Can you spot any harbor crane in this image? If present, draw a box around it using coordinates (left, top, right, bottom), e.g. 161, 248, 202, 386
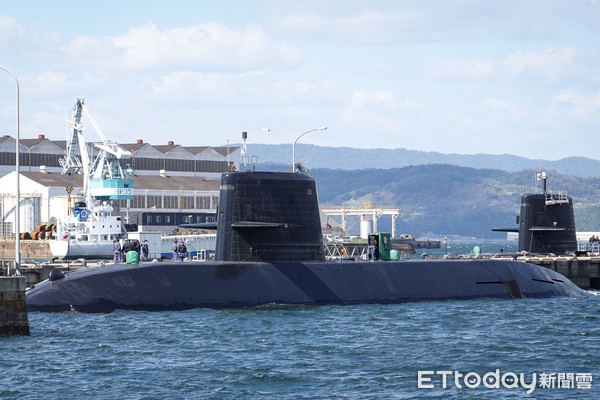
58, 98, 133, 206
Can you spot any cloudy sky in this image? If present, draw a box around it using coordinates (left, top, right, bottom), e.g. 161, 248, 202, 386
0, 1, 599, 160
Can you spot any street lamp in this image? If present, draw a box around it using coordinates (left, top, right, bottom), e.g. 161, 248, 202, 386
0, 65, 20, 276
261, 126, 327, 172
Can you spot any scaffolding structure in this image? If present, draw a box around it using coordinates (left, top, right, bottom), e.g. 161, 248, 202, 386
320, 203, 400, 238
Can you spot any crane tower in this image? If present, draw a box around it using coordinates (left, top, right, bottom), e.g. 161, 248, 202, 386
58, 98, 133, 205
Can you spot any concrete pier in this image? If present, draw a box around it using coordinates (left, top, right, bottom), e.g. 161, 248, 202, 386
519, 256, 600, 290
0, 276, 30, 335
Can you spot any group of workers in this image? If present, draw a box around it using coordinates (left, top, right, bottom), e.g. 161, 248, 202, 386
112, 239, 149, 264
112, 238, 190, 263
171, 240, 188, 262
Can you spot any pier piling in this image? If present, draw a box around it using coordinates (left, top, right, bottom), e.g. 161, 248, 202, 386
0, 276, 30, 335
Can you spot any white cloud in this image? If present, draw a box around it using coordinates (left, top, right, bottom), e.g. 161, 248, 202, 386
65, 22, 301, 73
270, 9, 418, 43
339, 91, 420, 139
426, 58, 495, 80
552, 90, 600, 119
2, 1, 600, 160
0, 15, 61, 65
32, 72, 72, 96
0, 15, 19, 36
260, 1, 591, 43
482, 97, 523, 120
503, 46, 577, 80
344, 91, 397, 115
147, 71, 245, 106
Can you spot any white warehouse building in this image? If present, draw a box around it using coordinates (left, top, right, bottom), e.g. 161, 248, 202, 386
0, 135, 239, 236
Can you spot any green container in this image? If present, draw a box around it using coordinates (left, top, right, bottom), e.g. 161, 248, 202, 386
126, 250, 139, 264
368, 232, 391, 261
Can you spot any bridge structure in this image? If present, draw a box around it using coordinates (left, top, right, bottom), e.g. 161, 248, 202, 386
320, 203, 400, 238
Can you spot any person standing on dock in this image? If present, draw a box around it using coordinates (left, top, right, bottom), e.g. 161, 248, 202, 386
171, 240, 178, 262
177, 241, 188, 261
132, 239, 141, 254
113, 239, 122, 263
140, 240, 149, 262
369, 235, 379, 260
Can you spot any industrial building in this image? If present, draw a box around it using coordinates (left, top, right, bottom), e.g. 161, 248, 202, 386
0, 134, 239, 236
0, 134, 238, 179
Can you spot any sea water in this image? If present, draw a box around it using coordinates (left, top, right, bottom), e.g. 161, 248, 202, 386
410, 239, 518, 259
2, 243, 599, 399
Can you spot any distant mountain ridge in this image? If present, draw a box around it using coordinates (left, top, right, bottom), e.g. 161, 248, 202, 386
243, 143, 600, 177
254, 162, 600, 239
306, 164, 600, 239
242, 144, 600, 238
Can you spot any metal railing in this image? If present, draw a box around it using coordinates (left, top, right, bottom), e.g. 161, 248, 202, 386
545, 191, 569, 205
577, 241, 600, 255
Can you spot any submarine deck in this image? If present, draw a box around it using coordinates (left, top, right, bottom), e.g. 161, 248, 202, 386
8, 254, 600, 290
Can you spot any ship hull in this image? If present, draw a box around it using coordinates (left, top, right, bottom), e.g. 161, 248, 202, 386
48, 240, 115, 260
26, 258, 587, 313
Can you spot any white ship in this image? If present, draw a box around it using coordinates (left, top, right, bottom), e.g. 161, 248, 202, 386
49, 201, 123, 260
49, 98, 218, 261
49, 203, 217, 260
49, 98, 132, 260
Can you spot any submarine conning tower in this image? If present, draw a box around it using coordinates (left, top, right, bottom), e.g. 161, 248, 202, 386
517, 172, 577, 254
493, 171, 577, 254
517, 192, 577, 254
215, 171, 325, 262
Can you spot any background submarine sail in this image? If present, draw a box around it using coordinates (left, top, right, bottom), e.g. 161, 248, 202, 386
26, 171, 587, 313
492, 171, 577, 254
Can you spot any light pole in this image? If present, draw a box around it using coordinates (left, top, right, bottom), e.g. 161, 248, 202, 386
0, 65, 20, 276
261, 126, 327, 172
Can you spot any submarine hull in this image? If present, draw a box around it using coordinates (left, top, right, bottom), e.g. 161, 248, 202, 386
26, 259, 587, 313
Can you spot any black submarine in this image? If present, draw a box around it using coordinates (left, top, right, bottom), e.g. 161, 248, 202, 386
27, 170, 587, 312
493, 171, 577, 255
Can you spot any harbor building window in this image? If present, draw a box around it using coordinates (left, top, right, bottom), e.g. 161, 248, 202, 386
0, 152, 16, 166
163, 195, 178, 209
196, 196, 210, 209
196, 160, 228, 173
181, 196, 194, 209
147, 195, 162, 209
131, 195, 146, 209
29, 153, 61, 167
165, 158, 194, 172
134, 157, 163, 171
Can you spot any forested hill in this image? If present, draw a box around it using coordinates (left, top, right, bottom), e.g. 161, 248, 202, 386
246, 143, 600, 177
304, 164, 600, 239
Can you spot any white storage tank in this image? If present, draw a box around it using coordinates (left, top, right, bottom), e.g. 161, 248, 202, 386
360, 217, 373, 239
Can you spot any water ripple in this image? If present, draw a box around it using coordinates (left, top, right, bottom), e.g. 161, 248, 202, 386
1, 296, 599, 399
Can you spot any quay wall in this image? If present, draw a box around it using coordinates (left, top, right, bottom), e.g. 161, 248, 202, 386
0, 240, 52, 261
521, 256, 600, 289
0, 277, 29, 335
